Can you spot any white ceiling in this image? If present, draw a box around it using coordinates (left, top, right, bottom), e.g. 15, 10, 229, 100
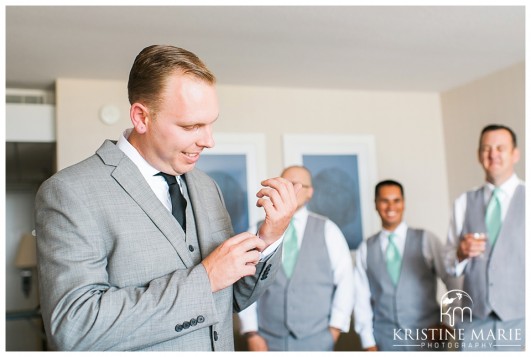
5, 5, 525, 93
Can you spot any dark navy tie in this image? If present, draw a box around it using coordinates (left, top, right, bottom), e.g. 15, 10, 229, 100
157, 172, 187, 232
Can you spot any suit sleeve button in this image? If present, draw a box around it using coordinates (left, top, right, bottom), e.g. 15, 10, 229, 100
183, 321, 191, 329
175, 324, 183, 332
190, 318, 197, 326
197, 315, 205, 323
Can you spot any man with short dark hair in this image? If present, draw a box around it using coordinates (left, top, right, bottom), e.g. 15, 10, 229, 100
354, 180, 452, 351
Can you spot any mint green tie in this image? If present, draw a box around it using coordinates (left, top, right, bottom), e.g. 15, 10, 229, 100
385, 233, 401, 286
485, 188, 502, 245
282, 220, 299, 279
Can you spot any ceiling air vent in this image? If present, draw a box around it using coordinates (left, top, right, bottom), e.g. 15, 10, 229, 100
6, 88, 55, 105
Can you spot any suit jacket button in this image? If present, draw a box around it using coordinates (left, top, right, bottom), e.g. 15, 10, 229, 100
183, 321, 191, 329
188, 245, 194, 252
175, 324, 183, 332
197, 315, 205, 323
190, 318, 197, 326
214, 331, 218, 341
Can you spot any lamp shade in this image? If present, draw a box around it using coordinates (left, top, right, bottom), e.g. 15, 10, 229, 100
15, 233, 37, 269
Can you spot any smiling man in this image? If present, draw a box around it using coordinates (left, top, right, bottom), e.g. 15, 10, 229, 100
444, 124, 525, 351
353, 180, 453, 351
35, 45, 300, 351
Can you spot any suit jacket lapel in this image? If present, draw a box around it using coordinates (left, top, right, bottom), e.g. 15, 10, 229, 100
97, 140, 194, 268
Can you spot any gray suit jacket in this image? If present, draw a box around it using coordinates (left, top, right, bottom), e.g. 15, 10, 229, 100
35, 140, 281, 351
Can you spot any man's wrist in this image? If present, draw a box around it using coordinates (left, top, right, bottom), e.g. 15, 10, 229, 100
243, 331, 259, 339
456, 247, 466, 262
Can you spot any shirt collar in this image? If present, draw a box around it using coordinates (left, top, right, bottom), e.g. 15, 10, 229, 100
484, 173, 520, 200
116, 128, 159, 179
381, 221, 408, 239
293, 205, 309, 221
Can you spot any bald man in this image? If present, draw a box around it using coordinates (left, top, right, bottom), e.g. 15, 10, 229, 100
238, 166, 355, 351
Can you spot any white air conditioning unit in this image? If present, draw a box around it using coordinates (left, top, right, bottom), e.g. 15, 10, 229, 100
6, 88, 56, 142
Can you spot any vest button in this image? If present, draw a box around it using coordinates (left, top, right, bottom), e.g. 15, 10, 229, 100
213, 331, 218, 341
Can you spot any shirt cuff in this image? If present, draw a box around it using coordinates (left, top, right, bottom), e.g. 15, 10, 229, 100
454, 258, 468, 276
238, 305, 259, 334
259, 235, 283, 261
329, 313, 351, 333
239, 319, 258, 334
359, 331, 376, 349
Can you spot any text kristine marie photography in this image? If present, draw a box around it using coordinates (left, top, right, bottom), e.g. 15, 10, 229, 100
391, 289, 524, 350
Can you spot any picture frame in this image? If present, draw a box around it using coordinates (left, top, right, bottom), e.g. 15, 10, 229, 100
195, 133, 267, 234
283, 134, 379, 250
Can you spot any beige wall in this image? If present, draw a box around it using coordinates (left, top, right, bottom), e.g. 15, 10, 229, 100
56, 79, 131, 170
441, 61, 525, 202
217, 85, 450, 238
56, 79, 449, 240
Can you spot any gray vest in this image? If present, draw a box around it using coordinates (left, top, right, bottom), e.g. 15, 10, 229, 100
257, 213, 334, 339
461, 184, 525, 320
366, 229, 439, 334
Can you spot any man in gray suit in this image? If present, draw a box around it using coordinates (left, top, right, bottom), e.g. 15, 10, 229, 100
445, 124, 525, 351
238, 166, 355, 351
35, 45, 300, 351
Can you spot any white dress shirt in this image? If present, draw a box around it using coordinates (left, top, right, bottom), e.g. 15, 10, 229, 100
444, 173, 524, 276
353, 221, 449, 348
117, 128, 178, 212
238, 206, 356, 334
117, 128, 278, 259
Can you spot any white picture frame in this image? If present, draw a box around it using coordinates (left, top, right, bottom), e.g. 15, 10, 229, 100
196, 133, 267, 233
283, 133, 379, 249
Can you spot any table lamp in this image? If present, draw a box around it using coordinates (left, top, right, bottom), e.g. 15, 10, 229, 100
15, 232, 37, 297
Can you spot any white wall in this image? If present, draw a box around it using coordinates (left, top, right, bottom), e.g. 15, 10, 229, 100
56, 79, 131, 171
6, 104, 56, 142
217, 85, 450, 239
441, 62, 525, 202
56, 79, 449, 240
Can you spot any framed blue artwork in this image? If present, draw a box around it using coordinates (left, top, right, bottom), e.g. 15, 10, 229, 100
195, 154, 249, 234
283, 134, 378, 250
195, 133, 267, 234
